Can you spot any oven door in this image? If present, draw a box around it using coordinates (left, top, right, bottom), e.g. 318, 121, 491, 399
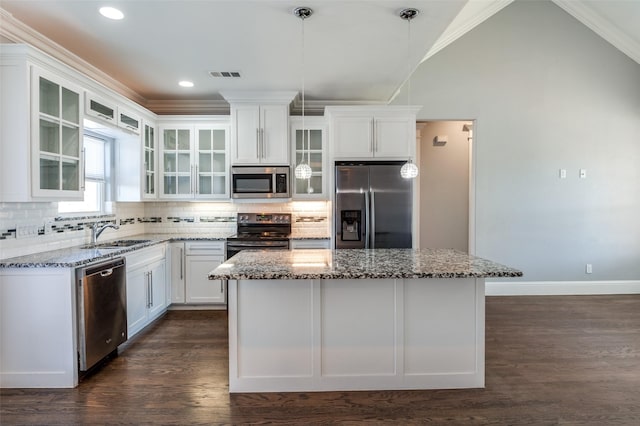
226, 240, 290, 260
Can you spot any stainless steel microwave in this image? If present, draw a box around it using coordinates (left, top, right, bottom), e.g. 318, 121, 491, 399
231, 166, 290, 199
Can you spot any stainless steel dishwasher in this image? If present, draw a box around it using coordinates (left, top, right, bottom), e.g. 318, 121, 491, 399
76, 257, 128, 372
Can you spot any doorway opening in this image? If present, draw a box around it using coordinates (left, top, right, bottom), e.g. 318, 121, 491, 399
415, 120, 475, 254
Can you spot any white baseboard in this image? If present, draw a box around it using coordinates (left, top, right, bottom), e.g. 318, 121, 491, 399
168, 304, 227, 311
486, 280, 640, 296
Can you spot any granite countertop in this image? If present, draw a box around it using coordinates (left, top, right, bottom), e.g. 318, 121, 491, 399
0, 232, 232, 268
208, 248, 523, 280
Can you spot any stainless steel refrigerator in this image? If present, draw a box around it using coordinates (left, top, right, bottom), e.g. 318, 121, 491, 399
335, 161, 412, 249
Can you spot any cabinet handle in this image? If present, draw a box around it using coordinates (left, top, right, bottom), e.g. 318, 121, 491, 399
180, 247, 184, 280
81, 148, 86, 190
195, 165, 199, 194
150, 271, 154, 307
190, 165, 194, 194
256, 128, 260, 157
220, 279, 223, 293
145, 271, 150, 308
261, 128, 265, 159
373, 120, 378, 153
97, 113, 113, 121
370, 121, 374, 153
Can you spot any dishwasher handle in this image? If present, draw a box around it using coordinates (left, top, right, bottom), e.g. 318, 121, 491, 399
81, 258, 126, 278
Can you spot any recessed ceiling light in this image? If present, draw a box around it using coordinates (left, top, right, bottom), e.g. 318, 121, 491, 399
178, 81, 194, 88
99, 7, 124, 20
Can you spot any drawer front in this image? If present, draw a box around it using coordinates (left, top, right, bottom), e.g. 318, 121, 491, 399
185, 241, 225, 256
291, 239, 330, 249
126, 244, 166, 269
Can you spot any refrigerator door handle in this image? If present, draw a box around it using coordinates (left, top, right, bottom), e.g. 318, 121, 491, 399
364, 191, 370, 249
370, 190, 376, 248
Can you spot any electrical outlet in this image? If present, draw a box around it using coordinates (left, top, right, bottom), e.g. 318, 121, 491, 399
559, 169, 567, 179
16, 224, 40, 239
586, 263, 593, 274
580, 169, 587, 179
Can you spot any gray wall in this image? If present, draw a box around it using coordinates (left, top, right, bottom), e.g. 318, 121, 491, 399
419, 121, 470, 252
395, 0, 640, 281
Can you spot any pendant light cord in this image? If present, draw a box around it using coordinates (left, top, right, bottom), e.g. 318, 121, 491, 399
399, 8, 419, 178
301, 13, 307, 164
407, 16, 411, 109
293, 7, 313, 181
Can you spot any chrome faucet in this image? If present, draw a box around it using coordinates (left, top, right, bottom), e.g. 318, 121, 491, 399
91, 222, 120, 244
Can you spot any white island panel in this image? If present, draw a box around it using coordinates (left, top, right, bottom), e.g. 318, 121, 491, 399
404, 278, 483, 387
235, 279, 314, 378
321, 279, 397, 377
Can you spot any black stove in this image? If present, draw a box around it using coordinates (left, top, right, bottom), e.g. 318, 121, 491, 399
226, 213, 291, 259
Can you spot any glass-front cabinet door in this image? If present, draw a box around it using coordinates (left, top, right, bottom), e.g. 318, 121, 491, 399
291, 117, 326, 199
32, 68, 84, 199
160, 126, 193, 198
143, 123, 156, 198
159, 121, 229, 200
195, 124, 229, 199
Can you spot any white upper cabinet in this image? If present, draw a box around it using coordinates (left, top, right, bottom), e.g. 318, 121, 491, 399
86, 92, 142, 135
290, 116, 328, 200
114, 117, 157, 202
142, 122, 157, 199
118, 108, 142, 135
85, 93, 116, 124
159, 117, 230, 200
221, 91, 296, 165
327, 106, 421, 160
32, 68, 84, 199
1, 45, 157, 202
1, 45, 85, 201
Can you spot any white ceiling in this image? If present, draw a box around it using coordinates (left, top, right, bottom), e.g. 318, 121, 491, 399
1, 0, 639, 113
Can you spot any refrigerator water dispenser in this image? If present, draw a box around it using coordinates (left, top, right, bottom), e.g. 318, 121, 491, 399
341, 210, 361, 241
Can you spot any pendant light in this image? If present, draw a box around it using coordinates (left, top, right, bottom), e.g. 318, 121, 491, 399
294, 7, 313, 180
399, 8, 419, 179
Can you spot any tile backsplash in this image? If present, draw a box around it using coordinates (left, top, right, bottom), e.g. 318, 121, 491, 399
0, 200, 331, 259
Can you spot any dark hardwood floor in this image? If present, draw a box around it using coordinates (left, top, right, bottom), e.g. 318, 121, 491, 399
2, 296, 640, 425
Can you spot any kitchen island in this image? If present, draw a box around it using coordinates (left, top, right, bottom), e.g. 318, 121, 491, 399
209, 248, 522, 393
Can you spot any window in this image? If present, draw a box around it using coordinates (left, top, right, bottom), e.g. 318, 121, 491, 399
58, 134, 111, 214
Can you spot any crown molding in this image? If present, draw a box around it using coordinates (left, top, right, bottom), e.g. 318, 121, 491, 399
219, 90, 298, 104
552, 0, 640, 65
0, 8, 147, 105
145, 99, 230, 116
290, 96, 388, 115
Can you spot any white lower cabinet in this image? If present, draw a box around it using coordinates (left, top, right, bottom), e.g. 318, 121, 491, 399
0, 267, 77, 388
185, 255, 225, 304
170, 241, 226, 306
126, 244, 167, 337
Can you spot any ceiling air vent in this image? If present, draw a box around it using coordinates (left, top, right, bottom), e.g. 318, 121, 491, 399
209, 71, 241, 78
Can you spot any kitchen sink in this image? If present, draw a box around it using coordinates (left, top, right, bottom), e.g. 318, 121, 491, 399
82, 239, 152, 249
